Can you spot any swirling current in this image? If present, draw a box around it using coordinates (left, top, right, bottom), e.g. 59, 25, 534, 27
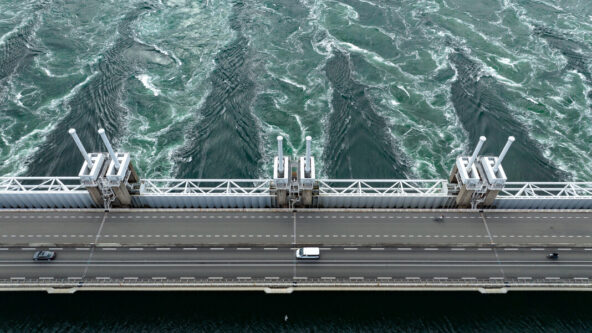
0, 0, 591, 180
1, 0, 592, 330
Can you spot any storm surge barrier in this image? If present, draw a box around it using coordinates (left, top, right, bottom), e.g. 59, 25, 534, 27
1, 131, 592, 210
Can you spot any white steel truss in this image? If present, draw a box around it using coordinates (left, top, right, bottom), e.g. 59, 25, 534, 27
0, 177, 87, 192
317, 179, 449, 195
498, 182, 592, 198
140, 179, 272, 195
2, 177, 592, 201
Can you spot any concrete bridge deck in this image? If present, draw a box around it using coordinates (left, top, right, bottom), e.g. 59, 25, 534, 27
0, 245, 590, 293
0, 209, 590, 292
0, 210, 590, 247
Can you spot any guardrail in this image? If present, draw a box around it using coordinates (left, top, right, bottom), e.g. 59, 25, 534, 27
3, 177, 592, 209
494, 182, 592, 209
0, 278, 589, 289
134, 179, 273, 208
498, 182, 592, 197
0, 177, 95, 208
0, 177, 86, 192
316, 179, 454, 208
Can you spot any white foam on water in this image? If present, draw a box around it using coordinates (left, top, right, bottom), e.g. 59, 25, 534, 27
48, 72, 98, 110
294, 0, 469, 178
113, 0, 235, 178
0, 125, 56, 176
0, 17, 32, 46
14, 92, 23, 107
279, 77, 306, 91
398, 85, 410, 98
136, 74, 161, 96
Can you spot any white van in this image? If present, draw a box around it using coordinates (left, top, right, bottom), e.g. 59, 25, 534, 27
295, 247, 320, 259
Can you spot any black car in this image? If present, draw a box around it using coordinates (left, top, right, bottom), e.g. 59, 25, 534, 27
547, 252, 559, 259
33, 250, 56, 261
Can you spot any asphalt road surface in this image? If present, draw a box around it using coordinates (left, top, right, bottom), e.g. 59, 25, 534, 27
0, 211, 590, 246
0, 246, 590, 283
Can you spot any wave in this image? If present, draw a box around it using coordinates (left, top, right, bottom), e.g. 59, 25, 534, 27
174, 0, 261, 179
25, 2, 173, 176
323, 50, 407, 179
534, 26, 592, 83
449, 51, 566, 181
0, 4, 48, 103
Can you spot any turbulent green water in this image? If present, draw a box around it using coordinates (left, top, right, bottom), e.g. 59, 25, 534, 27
0, 0, 591, 180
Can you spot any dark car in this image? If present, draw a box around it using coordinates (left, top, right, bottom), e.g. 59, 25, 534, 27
547, 252, 559, 259
33, 250, 56, 261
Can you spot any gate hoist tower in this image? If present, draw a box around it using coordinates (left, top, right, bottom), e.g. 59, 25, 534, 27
449, 136, 515, 208
449, 136, 486, 208
273, 135, 316, 208
70, 128, 140, 210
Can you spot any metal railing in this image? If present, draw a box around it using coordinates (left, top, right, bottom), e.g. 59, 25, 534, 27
317, 179, 449, 195
0, 177, 87, 192
498, 182, 592, 197
140, 179, 272, 195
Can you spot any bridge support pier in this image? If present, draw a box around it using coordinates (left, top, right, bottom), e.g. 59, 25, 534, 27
111, 182, 132, 206
299, 136, 316, 207
273, 136, 290, 208
78, 153, 107, 207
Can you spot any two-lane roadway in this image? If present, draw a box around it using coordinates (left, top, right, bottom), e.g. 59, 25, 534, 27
0, 246, 590, 283
0, 210, 590, 246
